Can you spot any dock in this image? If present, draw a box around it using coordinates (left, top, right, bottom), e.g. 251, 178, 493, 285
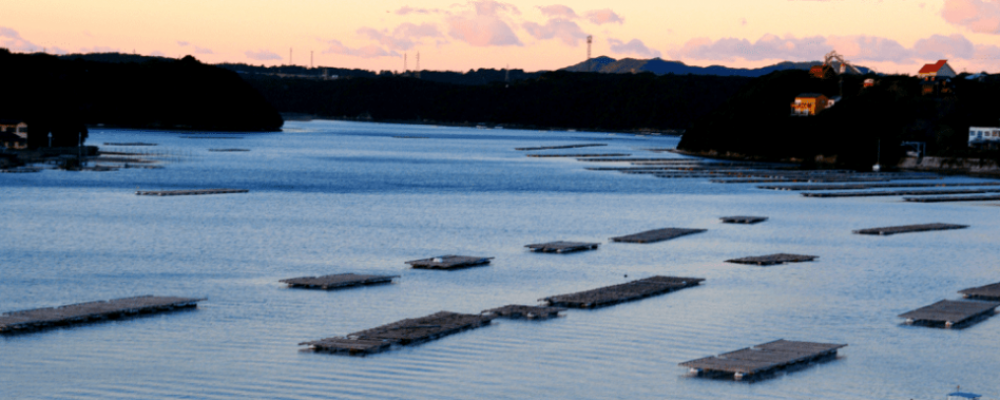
803, 188, 1000, 198
515, 144, 607, 151
299, 311, 496, 355
280, 273, 398, 290
526, 153, 630, 158
393, 136, 429, 139
0, 295, 204, 334
135, 189, 249, 196
726, 253, 817, 266
406, 255, 494, 270
207, 148, 250, 152
525, 241, 600, 253
720, 216, 768, 224
103, 142, 157, 146
481, 305, 564, 319
904, 194, 1000, 203
758, 182, 1000, 191
899, 299, 1000, 328
679, 340, 847, 381
853, 223, 968, 236
610, 228, 706, 244
540, 276, 704, 309
959, 282, 1000, 301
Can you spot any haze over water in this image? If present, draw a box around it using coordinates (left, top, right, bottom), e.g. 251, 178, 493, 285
2, 120, 999, 400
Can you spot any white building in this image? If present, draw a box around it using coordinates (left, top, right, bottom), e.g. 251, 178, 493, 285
969, 126, 1000, 148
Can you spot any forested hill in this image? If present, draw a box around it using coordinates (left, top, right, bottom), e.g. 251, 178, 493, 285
563, 56, 871, 77
677, 70, 1000, 168
2, 50, 283, 132
242, 71, 753, 132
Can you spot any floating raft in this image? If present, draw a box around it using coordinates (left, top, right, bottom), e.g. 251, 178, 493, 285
758, 182, 997, 191
207, 148, 250, 152
803, 188, 1000, 198
680, 340, 847, 381
525, 241, 600, 253
610, 228, 706, 244
720, 216, 768, 224
540, 276, 704, 309
103, 142, 157, 146
481, 305, 564, 319
300, 311, 495, 355
0, 295, 204, 334
899, 299, 1000, 328
135, 188, 249, 196
904, 194, 1000, 203
406, 255, 494, 270
726, 253, 818, 266
526, 153, 630, 158
515, 144, 607, 151
853, 223, 968, 236
959, 282, 1000, 301
393, 136, 429, 139
280, 273, 398, 290
1, 168, 42, 173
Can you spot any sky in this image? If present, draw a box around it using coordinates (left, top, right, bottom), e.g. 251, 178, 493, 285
5, 0, 1000, 74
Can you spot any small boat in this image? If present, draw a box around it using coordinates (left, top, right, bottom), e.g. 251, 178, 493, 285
947, 391, 982, 400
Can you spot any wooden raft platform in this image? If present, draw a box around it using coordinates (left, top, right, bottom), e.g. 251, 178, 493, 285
525, 241, 600, 253
103, 142, 157, 146
406, 255, 494, 270
610, 228, 706, 244
0, 295, 204, 334
481, 305, 564, 319
899, 300, 1000, 328
207, 148, 250, 152
300, 311, 496, 355
135, 188, 249, 196
853, 223, 968, 236
759, 182, 998, 191
526, 153, 630, 158
904, 194, 1000, 203
680, 340, 847, 381
280, 273, 398, 290
515, 144, 607, 151
960, 282, 1000, 301
803, 188, 1000, 198
726, 253, 818, 266
720, 216, 768, 224
540, 276, 704, 309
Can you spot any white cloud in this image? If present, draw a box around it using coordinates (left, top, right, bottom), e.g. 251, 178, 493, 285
245, 49, 282, 61
522, 18, 588, 46
608, 38, 661, 58
0, 27, 38, 52
322, 39, 400, 58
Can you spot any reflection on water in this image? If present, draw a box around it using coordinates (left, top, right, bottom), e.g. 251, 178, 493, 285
2, 120, 999, 400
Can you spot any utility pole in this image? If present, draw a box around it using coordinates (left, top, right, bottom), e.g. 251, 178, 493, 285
310, 51, 314, 69
289, 48, 292, 66
404, 53, 408, 73
587, 35, 593, 61
416, 52, 420, 78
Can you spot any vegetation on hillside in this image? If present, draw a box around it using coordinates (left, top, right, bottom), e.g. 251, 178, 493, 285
244, 71, 753, 131
678, 70, 1000, 168
1, 50, 283, 137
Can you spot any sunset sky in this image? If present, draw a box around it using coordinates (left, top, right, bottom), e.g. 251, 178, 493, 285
5, 0, 1000, 74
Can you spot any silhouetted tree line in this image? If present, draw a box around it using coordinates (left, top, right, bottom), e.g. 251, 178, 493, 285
0, 50, 282, 143
242, 71, 753, 131
677, 70, 1000, 169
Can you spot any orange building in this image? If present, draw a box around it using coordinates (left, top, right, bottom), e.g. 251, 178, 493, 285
790, 93, 829, 116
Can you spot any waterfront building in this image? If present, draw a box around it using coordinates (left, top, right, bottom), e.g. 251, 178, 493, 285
863, 78, 875, 88
969, 126, 1000, 149
918, 60, 956, 96
0, 120, 28, 149
790, 93, 828, 116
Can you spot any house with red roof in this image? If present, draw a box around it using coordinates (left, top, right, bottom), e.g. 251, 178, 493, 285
917, 60, 956, 79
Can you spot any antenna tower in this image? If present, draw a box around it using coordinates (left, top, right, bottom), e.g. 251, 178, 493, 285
416, 52, 420, 78
310, 51, 314, 69
404, 53, 408, 73
289, 48, 292, 66
586, 35, 593, 60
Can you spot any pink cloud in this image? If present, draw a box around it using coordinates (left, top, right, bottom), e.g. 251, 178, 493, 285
0, 27, 38, 52
322, 39, 400, 58
942, 0, 1000, 33
585, 9, 624, 25
913, 34, 975, 59
608, 38, 660, 58
357, 23, 442, 51
446, 0, 522, 46
395, 6, 447, 15
538, 5, 578, 19
523, 18, 588, 46
245, 49, 282, 61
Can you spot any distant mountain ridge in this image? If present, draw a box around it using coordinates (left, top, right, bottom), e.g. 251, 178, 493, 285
564, 56, 870, 77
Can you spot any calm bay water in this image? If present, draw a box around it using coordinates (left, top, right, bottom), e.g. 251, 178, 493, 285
2, 120, 999, 400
